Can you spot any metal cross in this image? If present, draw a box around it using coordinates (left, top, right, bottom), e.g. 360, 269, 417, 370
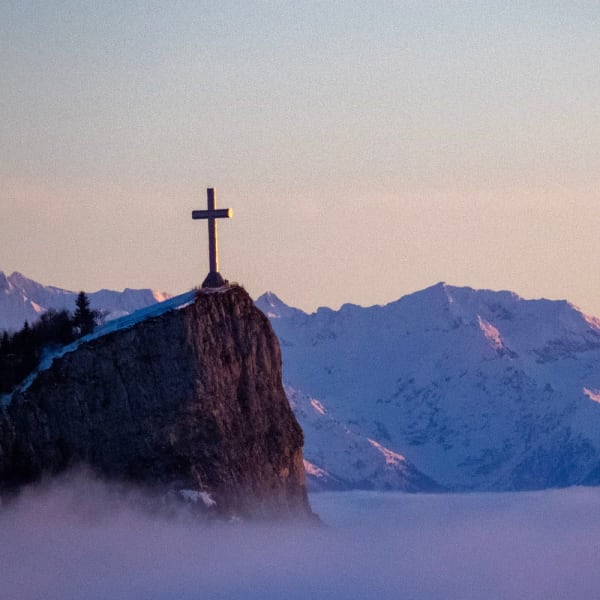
192, 188, 232, 287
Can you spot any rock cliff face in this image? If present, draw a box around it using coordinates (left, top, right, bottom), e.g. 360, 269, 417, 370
0, 286, 313, 520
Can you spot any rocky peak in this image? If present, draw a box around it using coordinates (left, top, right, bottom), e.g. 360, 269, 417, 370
0, 285, 314, 521
255, 291, 306, 320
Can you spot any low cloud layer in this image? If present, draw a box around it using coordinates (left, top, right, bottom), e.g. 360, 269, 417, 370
1, 475, 600, 599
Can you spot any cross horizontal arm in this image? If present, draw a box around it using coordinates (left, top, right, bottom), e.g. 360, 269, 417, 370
192, 208, 232, 219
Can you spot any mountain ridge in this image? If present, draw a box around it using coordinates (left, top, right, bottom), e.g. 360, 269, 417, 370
0, 270, 171, 333
6, 272, 600, 492
256, 283, 600, 492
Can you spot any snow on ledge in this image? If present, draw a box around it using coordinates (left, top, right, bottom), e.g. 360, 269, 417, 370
197, 284, 235, 296
367, 438, 407, 466
179, 489, 217, 508
303, 459, 329, 479
310, 399, 327, 415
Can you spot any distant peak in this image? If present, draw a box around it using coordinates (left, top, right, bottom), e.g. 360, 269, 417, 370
255, 291, 290, 313
414, 282, 523, 305
7, 271, 40, 292
419, 281, 450, 294
8, 271, 27, 282
409, 281, 455, 303
258, 291, 287, 306
255, 292, 306, 320
255, 292, 287, 317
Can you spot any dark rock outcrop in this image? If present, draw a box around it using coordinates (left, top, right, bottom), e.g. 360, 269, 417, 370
0, 286, 313, 520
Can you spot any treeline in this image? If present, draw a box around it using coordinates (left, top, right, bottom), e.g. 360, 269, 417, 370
0, 292, 103, 395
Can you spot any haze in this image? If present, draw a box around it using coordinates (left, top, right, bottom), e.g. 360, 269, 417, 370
2, 2, 600, 315
2, 474, 600, 599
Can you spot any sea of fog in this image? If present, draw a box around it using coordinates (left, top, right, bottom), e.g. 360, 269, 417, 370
1, 475, 600, 599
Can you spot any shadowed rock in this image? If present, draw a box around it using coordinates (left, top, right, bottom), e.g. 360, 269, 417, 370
0, 286, 314, 520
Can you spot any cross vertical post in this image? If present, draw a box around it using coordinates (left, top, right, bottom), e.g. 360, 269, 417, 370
207, 187, 218, 274
192, 187, 233, 288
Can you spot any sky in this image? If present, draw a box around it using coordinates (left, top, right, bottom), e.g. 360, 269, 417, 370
2, 2, 600, 314
2, 477, 600, 599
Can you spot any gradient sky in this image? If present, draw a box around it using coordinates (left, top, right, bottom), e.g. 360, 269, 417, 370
2, 2, 600, 314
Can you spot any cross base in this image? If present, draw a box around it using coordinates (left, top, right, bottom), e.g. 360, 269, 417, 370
202, 271, 227, 288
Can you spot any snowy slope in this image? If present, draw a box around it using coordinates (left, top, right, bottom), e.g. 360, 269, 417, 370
256, 284, 600, 491
288, 385, 442, 491
0, 271, 170, 333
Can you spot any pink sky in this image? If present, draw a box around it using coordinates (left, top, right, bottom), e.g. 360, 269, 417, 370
2, 3, 599, 315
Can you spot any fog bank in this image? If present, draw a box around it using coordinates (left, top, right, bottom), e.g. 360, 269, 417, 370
2, 476, 600, 599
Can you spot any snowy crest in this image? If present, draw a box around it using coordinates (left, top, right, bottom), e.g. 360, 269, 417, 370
269, 284, 600, 492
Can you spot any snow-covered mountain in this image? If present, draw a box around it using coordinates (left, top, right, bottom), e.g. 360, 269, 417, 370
6, 273, 600, 493
0, 271, 171, 333
256, 284, 600, 492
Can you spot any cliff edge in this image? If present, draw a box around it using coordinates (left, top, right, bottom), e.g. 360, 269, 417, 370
0, 286, 313, 520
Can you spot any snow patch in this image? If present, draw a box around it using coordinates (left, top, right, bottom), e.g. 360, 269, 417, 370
179, 489, 217, 508
303, 460, 329, 479
310, 399, 327, 415
30, 301, 44, 314
477, 316, 504, 350
199, 491, 217, 508
583, 313, 600, 331
583, 388, 600, 404
152, 291, 171, 303
367, 439, 406, 466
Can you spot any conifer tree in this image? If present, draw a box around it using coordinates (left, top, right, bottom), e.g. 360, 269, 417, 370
0, 330, 8, 355
17, 321, 38, 376
74, 291, 95, 336
0, 331, 9, 392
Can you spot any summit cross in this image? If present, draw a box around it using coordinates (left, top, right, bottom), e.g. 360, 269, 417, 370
192, 187, 233, 288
